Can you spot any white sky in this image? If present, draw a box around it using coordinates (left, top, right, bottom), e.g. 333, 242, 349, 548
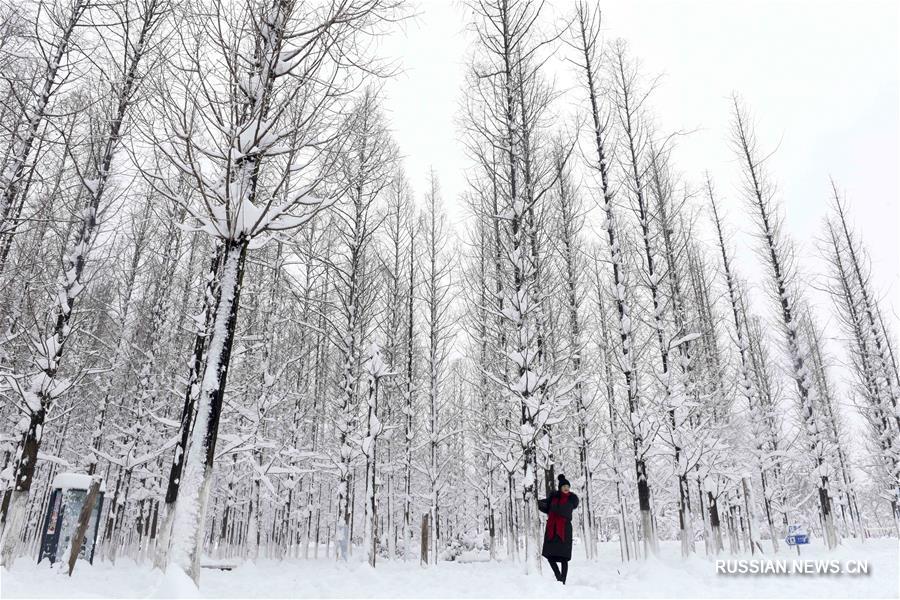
379, 1, 899, 369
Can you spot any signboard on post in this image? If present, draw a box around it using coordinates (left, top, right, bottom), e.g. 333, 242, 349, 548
785, 524, 810, 555
38, 473, 105, 566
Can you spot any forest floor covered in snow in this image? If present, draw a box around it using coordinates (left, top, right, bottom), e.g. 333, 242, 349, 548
2, 538, 897, 599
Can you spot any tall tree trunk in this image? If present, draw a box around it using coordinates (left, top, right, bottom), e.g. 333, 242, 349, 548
171, 238, 248, 582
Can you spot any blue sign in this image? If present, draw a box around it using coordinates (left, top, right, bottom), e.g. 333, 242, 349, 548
785, 524, 809, 546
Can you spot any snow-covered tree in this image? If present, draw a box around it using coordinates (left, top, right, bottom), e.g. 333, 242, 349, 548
1, 0, 167, 566
572, 4, 656, 557
322, 91, 397, 563
418, 171, 456, 565
0, 0, 88, 274
708, 179, 784, 552
822, 193, 900, 533
731, 97, 838, 549
148, 0, 400, 582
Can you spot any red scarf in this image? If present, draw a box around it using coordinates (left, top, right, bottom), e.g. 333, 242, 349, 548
546, 492, 570, 541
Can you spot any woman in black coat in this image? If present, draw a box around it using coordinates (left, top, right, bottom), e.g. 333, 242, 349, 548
538, 474, 579, 584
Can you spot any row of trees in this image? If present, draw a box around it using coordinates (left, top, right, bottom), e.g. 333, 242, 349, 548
0, 0, 896, 585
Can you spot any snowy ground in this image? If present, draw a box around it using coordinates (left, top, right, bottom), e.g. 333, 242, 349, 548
2, 539, 897, 599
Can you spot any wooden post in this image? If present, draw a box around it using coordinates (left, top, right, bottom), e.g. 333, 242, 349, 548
420, 514, 428, 566
67, 478, 101, 576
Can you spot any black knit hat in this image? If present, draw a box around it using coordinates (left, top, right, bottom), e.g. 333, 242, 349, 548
557, 474, 570, 489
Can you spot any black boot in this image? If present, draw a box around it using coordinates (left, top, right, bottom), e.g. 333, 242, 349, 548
560, 561, 568, 584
